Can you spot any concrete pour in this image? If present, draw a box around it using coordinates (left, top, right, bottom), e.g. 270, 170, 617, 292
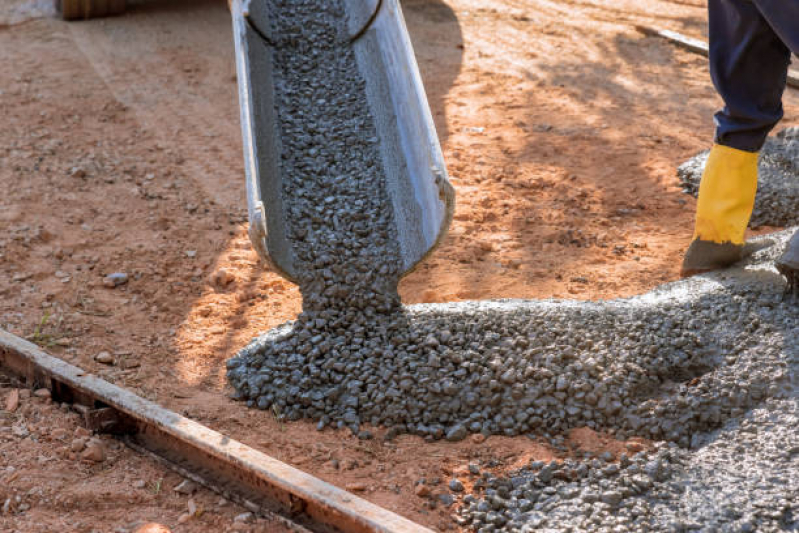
455, 232, 798, 532
230, 224, 798, 529
678, 127, 799, 227
227, 1, 798, 530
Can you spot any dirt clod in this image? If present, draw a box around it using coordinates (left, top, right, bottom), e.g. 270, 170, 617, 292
80, 438, 107, 463
5, 389, 20, 413
33, 388, 50, 399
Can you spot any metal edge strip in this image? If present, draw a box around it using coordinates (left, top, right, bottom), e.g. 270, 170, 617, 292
0, 328, 431, 533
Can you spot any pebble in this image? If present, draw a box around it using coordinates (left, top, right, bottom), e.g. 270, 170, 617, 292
445, 424, 468, 442
438, 493, 455, 506
173, 479, 198, 495
103, 272, 128, 288
80, 438, 106, 462
345, 482, 368, 492
234, 512, 254, 523
94, 351, 114, 365
69, 166, 86, 178
33, 388, 51, 399
5, 389, 20, 413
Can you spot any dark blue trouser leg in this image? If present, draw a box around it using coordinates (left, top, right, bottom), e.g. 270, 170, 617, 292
751, 0, 799, 55
709, 0, 794, 152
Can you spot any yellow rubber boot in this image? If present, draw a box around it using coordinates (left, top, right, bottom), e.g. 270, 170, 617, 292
681, 144, 758, 277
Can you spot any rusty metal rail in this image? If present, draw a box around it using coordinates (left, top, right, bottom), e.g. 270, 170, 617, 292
0, 329, 431, 533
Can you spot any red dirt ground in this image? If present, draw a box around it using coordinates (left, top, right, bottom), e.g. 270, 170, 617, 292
1, 0, 795, 531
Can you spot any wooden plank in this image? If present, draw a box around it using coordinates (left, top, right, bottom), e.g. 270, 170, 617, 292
0, 328, 432, 533
635, 25, 799, 89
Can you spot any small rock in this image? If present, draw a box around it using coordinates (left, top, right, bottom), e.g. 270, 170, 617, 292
5, 389, 20, 413
346, 482, 368, 492
81, 438, 106, 462
415, 484, 431, 498
174, 479, 198, 495
187, 498, 197, 516
133, 480, 147, 489
449, 478, 464, 492
51, 428, 68, 440
103, 272, 129, 288
34, 388, 51, 399
234, 512, 254, 523
438, 493, 455, 506
95, 352, 114, 365
69, 166, 86, 178
177, 513, 191, 524
600, 490, 623, 506
445, 423, 468, 442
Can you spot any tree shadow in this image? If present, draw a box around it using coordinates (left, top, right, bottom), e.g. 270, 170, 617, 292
401, 3, 723, 302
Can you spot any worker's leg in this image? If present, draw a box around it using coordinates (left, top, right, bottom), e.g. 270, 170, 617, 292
736, 1, 799, 295
681, 0, 791, 276
751, 0, 799, 56
709, 0, 791, 151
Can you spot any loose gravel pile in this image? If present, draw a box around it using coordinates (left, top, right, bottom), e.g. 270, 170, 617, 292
230, 229, 796, 442
454, 234, 798, 532
678, 127, 799, 227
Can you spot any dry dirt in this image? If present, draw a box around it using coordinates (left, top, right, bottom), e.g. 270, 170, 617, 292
1, 0, 796, 531
0, 382, 289, 533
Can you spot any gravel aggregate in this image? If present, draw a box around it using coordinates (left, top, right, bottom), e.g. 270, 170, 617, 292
231, 231, 796, 444
453, 234, 798, 532
678, 127, 799, 227
259, 0, 403, 316
228, 2, 798, 529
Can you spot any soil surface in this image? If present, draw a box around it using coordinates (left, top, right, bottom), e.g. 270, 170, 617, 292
1, 0, 797, 531
0, 382, 287, 533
